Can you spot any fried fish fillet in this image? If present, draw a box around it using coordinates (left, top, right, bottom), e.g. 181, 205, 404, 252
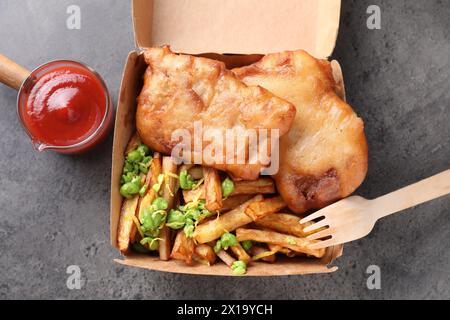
234, 50, 368, 213
136, 47, 296, 180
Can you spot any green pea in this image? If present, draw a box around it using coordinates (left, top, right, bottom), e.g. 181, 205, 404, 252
131, 176, 142, 187
201, 208, 213, 218
120, 182, 140, 198
141, 205, 166, 236
182, 218, 195, 237
141, 212, 154, 234
183, 223, 195, 238
241, 240, 253, 252
220, 232, 237, 249
140, 220, 155, 236
166, 210, 186, 229
122, 172, 134, 184
151, 211, 166, 229
152, 174, 164, 192
197, 200, 213, 218
214, 241, 222, 253
179, 170, 195, 190
139, 163, 149, 174
141, 213, 163, 237
198, 200, 206, 210
128, 149, 143, 163
148, 239, 159, 251
231, 260, 247, 275
142, 156, 152, 164
124, 161, 134, 173
185, 208, 201, 222
139, 185, 148, 197
152, 197, 168, 210
140, 237, 159, 251
137, 144, 150, 156
119, 187, 130, 198
221, 177, 234, 198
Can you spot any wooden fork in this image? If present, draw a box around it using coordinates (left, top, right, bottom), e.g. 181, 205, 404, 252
300, 169, 450, 249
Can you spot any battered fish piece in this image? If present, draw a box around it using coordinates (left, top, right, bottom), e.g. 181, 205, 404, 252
234, 51, 368, 213
136, 47, 296, 180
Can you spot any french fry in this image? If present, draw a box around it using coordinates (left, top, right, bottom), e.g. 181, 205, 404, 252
182, 187, 204, 203
119, 134, 329, 270
193, 195, 263, 244
267, 244, 296, 257
117, 196, 140, 253
232, 178, 275, 195
139, 172, 147, 185
230, 243, 252, 264
131, 173, 149, 243
244, 196, 286, 220
203, 167, 223, 211
139, 162, 155, 195
129, 153, 163, 245
250, 245, 276, 263
162, 157, 178, 209
236, 228, 326, 258
171, 231, 195, 265
216, 250, 236, 267
182, 178, 274, 203
117, 135, 148, 252
254, 213, 316, 238
125, 133, 141, 155
158, 228, 172, 261
137, 153, 162, 221
159, 157, 178, 261
194, 244, 216, 265
134, 189, 156, 243
220, 195, 254, 212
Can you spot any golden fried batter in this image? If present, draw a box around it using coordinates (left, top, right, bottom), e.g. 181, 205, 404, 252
234, 51, 368, 213
136, 47, 296, 180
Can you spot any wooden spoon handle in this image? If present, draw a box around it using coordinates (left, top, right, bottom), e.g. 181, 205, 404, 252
372, 169, 450, 219
0, 54, 30, 90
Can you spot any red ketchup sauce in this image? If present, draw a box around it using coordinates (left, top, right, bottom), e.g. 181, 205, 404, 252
19, 61, 112, 154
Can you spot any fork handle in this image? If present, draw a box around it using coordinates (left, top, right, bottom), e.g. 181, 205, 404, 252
372, 169, 450, 219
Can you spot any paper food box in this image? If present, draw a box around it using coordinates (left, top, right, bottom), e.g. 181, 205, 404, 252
111, 0, 345, 276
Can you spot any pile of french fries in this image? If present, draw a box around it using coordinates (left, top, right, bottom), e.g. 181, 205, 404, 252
117, 134, 326, 275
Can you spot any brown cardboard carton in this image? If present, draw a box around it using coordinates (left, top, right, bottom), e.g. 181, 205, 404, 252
111, 0, 344, 276
133, 0, 341, 58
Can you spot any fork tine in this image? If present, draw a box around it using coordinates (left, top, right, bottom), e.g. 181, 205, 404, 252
306, 228, 332, 241
303, 219, 329, 233
299, 210, 325, 224
308, 238, 337, 250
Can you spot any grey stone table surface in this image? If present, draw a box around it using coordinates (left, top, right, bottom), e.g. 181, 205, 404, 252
0, 0, 449, 300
